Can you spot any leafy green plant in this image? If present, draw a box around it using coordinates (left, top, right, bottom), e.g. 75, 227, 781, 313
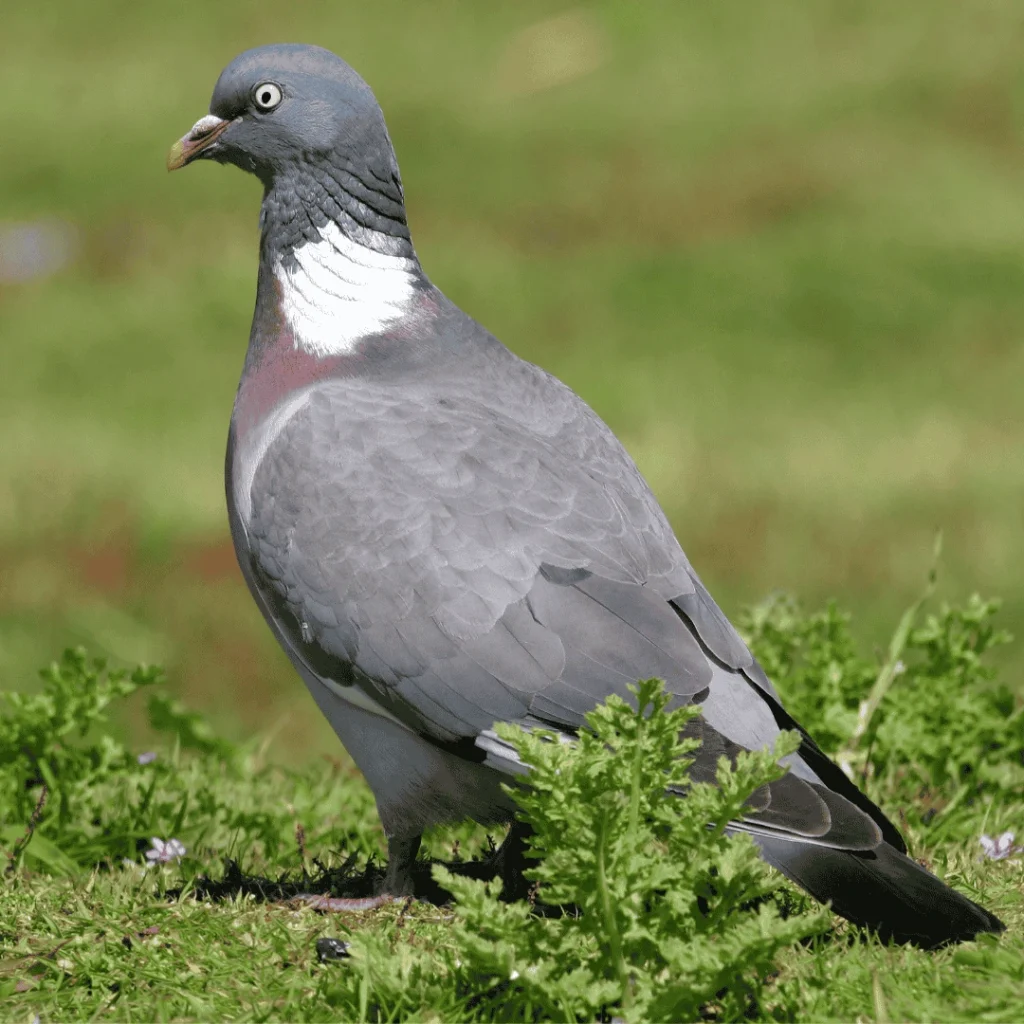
871, 597, 1021, 831
741, 591, 1021, 836
0, 648, 379, 876
330, 680, 824, 1023
0, 649, 162, 873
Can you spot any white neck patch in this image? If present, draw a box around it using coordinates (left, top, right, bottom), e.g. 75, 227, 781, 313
274, 221, 417, 356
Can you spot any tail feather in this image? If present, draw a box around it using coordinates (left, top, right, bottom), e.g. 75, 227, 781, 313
755, 834, 1005, 948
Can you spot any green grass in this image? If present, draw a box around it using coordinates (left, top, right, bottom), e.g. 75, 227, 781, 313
2, 591, 1022, 1021
1, 1, 1024, 755
2, 862, 1021, 1022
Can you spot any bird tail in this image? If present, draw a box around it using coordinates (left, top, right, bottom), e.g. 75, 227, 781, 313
754, 834, 1005, 948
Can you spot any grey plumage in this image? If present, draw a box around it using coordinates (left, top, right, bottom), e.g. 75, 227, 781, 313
169, 43, 1003, 945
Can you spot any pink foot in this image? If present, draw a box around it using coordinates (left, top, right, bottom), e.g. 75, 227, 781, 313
290, 892, 395, 912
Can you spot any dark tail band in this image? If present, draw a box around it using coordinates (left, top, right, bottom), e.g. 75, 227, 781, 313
755, 834, 1005, 948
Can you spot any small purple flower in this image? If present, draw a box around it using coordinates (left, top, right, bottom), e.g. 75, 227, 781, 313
137, 752, 157, 765
979, 831, 1022, 861
145, 838, 186, 864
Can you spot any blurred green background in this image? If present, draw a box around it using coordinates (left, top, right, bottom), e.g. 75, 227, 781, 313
1, 1, 1021, 759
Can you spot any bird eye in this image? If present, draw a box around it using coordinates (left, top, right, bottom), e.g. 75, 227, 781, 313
253, 82, 282, 111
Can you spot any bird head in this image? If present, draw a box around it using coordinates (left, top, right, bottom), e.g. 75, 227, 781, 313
167, 44, 422, 357
167, 43, 400, 194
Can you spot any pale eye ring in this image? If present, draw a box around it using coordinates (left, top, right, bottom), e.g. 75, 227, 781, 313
253, 82, 282, 111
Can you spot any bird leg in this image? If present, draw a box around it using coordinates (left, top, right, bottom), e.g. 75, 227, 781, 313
490, 820, 534, 901
381, 833, 421, 896
291, 833, 421, 912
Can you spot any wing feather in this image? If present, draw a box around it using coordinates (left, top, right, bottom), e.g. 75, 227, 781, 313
241, 372, 895, 853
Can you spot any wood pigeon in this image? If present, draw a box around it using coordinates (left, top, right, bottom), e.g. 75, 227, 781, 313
168, 43, 1003, 946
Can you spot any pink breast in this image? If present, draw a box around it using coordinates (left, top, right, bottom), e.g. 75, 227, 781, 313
233, 296, 350, 441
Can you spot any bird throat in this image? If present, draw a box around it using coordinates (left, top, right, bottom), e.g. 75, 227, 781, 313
273, 220, 417, 356
258, 167, 422, 358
